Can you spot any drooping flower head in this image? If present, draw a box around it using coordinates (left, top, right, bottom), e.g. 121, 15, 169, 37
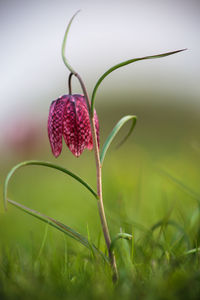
48, 94, 99, 157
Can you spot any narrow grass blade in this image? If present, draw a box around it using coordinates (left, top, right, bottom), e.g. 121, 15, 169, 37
35, 223, 49, 261
131, 227, 134, 263
184, 247, 200, 256
100, 115, 137, 164
4, 160, 98, 210
151, 219, 190, 250
87, 224, 95, 260
110, 233, 132, 253
91, 49, 187, 115
159, 168, 200, 204
7, 198, 108, 262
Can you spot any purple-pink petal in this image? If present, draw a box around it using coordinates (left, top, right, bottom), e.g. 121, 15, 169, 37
73, 94, 99, 150
63, 95, 91, 157
47, 96, 68, 157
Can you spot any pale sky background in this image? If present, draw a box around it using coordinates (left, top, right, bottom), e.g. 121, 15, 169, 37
0, 0, 200, 144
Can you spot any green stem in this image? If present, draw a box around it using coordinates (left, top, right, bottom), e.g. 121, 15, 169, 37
75, 73, 118, 282
91, 116, 118, 282
75, 73, 91, 116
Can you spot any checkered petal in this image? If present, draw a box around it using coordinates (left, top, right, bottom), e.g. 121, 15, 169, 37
47, 96, 69, 157
63, 95, 92, 157
48, 94, 99, 158
71, 95, 99, 151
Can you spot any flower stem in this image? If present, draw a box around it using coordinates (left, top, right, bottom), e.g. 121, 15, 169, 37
68, 72, 73, 94
75, 72, 118, 282
90, 116, 118, 282
62, 12, 118, 280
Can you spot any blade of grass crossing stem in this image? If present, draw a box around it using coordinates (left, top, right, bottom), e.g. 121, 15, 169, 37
100, 115, 137, 165
7, 198, 108, 262
91, 49, 187, 115
4, 160, 98, 210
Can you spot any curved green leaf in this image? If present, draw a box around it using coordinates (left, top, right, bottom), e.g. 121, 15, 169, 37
91, 49, 187, 115
100, 115, 137, 165
7, 198, 108, 262
110, 233, 132, 253
4, 160, 98, 210
62, 10, 81, 74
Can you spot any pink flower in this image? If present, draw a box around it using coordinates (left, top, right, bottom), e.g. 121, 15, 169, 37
48, 94, 99, 157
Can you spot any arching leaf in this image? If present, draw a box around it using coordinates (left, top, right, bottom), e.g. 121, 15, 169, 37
7, 198, 108, 262
4, 160, 98, 210
100, 115, 137, 165
91, 49, 186, 115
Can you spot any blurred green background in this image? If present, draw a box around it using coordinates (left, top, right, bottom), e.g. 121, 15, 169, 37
1, 89, 200, 248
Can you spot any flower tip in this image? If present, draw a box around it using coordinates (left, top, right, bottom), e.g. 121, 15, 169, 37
53, 151, 60, 158
87, 144, 93, 151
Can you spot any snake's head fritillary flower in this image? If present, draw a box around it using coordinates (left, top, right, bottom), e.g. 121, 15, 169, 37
48, 94, 99, 158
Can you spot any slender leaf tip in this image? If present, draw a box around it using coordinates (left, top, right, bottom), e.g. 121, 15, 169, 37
62, 10, 81, 74
100, 115, 137, 165
91, 48, 187, 116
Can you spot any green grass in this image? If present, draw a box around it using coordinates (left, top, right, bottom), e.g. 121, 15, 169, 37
1, 102, 200, 299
